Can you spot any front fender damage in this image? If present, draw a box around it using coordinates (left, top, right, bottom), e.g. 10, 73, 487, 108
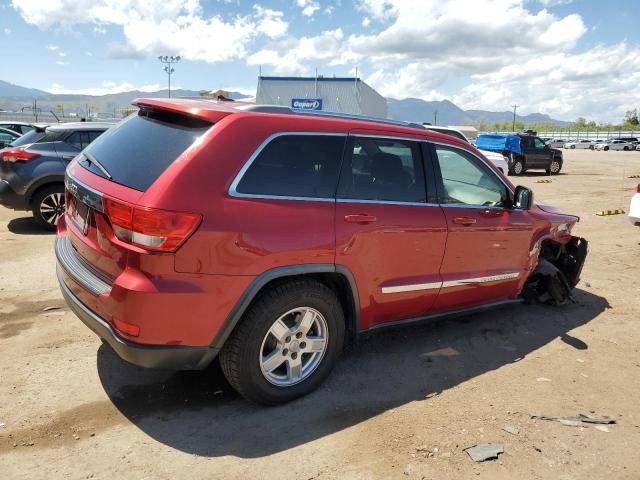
522, 236, 588, 306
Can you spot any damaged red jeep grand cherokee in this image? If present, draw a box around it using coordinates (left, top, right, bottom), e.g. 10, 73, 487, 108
56, 99, 587, 405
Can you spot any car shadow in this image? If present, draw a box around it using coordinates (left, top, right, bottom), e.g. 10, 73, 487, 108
7, 217, 53, 235
96, 288, 608, 459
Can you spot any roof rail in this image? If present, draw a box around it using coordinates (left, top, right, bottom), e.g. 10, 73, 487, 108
238, 104, 427, 131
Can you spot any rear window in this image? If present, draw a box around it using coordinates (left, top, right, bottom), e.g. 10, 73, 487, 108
9, 129, 45, 147
80, 109, 211, 191
235, 134, 346, 199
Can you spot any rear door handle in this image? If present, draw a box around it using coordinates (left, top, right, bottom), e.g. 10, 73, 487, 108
344, 214, 377, 224
453, 216, 477, 226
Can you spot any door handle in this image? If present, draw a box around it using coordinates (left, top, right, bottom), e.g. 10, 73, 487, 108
344, 214, 377, 224
453, 216, 477, 226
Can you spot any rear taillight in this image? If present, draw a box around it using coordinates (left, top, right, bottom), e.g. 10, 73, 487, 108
637, 184, 640, 194
103, 198, 201, 252
1, 147, 40, 162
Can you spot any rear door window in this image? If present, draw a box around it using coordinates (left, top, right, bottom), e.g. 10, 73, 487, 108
235, 134, 346, 199
8, 129, 44, 147
80, 110, 211, 191
337, 137, 426, 203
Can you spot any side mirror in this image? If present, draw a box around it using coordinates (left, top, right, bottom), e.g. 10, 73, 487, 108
513, 185, 533, 210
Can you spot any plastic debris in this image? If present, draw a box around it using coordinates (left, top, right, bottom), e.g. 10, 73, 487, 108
43, 306, 62, 312
536, 377, 552, 382
594, 425, 610, 432
464, 443, 504, 462
501, 425, 520, 435
531, 414, 615, 425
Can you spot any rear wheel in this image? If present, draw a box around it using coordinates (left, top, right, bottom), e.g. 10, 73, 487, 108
220, 279, 345, 405
624, 146, 629, 151
604, 146, 609, 151
570, 145, 575, 149
32, 185, 65, 231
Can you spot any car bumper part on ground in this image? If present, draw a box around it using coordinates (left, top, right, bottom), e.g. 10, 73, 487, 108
0, 179, 26, 210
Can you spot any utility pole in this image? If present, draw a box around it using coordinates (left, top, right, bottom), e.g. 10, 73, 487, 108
434, 109, 438, 126
511, 104, 519, 132
158, 55, 181, 98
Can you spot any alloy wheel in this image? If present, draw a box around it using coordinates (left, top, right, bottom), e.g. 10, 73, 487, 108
259, 307, 329, 387
550, 160, 561, 173
39, 192, 65, 226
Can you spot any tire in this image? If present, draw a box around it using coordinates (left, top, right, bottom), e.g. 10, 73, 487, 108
220, 279, 345, 405
546, 157, 562, 175
624, 146, 629, 151
570, 145, 575, 149
604, 146, 609, 151
31, 184, 65, 231
509, 157, 525, 175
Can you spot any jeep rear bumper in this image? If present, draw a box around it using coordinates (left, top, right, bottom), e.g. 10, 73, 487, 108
57, 269, 218, 369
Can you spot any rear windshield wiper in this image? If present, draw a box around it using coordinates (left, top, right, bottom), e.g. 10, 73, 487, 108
82, 151, 112, 180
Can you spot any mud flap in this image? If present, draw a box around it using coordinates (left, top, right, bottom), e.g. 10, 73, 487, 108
522, 236, 588, 306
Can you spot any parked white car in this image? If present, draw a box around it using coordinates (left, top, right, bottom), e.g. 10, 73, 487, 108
630, 184, 640, 226
546, 138, 567, 148
595, 139, 634, 151
421, 125, 509, 174
564, 139, 595, 149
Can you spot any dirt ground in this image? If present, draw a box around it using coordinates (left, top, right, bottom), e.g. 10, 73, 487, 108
1, 149, 639, 479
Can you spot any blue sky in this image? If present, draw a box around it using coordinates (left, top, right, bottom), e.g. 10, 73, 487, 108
1, 0, 639, 121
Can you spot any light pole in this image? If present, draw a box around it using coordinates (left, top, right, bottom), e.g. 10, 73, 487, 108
511, 104, 519, 132
158, 55, 181, 98
434, 109, 438, 126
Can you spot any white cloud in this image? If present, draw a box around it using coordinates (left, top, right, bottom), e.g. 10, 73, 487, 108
247, 29, 346, 75
361, 17, 371, 27
48, 81, 163, 95
452, 42, 640, 122
253, 4, 288, 38
46, 44, 59, 51
538, 0, 573, 6
4, 27, 11, 34
11, 0, 285, 63
296, 0, 320, 17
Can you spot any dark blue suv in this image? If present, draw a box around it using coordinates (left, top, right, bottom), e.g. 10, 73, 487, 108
0, 122, 112, 229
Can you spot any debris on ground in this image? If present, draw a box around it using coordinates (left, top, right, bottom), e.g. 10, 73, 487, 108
531, 414, 615, 425
464, 443, 504, 462
536, 377, 552, 382
501, 425, 520, 435
594, 425, 610, 432
43, 306, 62, 312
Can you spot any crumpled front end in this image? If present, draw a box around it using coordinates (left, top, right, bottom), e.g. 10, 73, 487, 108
522, 236, 588, 306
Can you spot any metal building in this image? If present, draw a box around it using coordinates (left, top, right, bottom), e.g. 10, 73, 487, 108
256, 76, 387, 118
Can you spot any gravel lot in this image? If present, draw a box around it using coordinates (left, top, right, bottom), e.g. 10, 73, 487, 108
1, 149, 639, 479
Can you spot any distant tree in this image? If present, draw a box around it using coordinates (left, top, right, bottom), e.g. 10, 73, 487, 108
624, 109, 639, 126
574, 117, 588, 127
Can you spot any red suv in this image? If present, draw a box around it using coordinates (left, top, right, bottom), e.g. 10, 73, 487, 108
56, 99, 587, 404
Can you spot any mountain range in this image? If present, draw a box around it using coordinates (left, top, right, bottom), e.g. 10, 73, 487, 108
0, 79, 569, 126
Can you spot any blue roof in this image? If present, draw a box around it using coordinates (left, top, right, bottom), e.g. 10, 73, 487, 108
259, 76, 361, 82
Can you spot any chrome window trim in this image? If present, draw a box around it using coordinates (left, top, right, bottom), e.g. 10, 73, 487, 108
228, 131, 348, 201
382, 271, 520, 294
228, 131, 515, 208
